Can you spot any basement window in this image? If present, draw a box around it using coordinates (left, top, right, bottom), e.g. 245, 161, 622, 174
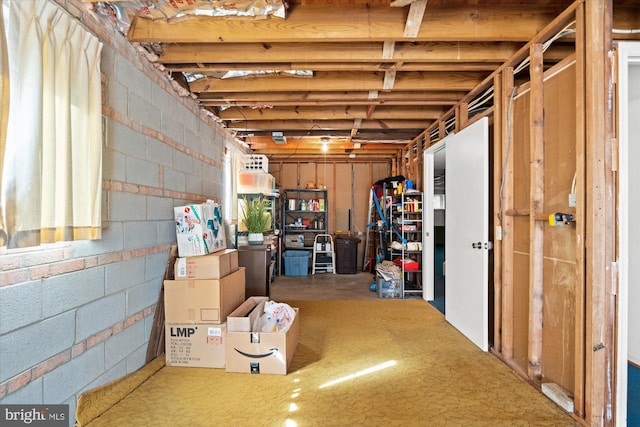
0, 0, 103, 249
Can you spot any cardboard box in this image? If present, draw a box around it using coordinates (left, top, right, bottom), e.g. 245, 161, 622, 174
164, 268, 246, 324
174, 202, 227, 257
226, 297, 299, 375
174, 249, 239, 280
165, 323, 226, 368
226, 296, 269, 332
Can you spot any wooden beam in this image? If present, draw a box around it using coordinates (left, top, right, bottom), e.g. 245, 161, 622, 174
493, 72, 504, 355
198, 90, 465, 104
528, 43, 545, 384
217, 106, 445, 121
583, 0, 615, 425
158, 41, 545, 64
404, 0, 428, 38
573, 3, 586, 419
169, 62, 503, 74
128, 5, 563, 43
225, 119, 432, 131
390, 0, 415, 7
189, 71, 485, 93
383, 70, 397, 90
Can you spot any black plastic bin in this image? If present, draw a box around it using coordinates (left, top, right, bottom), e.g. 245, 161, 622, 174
335, 235, 361, 274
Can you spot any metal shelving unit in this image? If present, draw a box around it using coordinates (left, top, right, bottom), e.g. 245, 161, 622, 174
389, 191, 423, 298
282, 189, 328, 252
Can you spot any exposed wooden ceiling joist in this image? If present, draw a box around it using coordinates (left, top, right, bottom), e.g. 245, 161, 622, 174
127, 5, 563, 43
189, 71, 486, 93
96, 0, 639, 159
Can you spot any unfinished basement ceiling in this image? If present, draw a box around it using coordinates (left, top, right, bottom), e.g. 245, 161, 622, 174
91, 0, 640, 161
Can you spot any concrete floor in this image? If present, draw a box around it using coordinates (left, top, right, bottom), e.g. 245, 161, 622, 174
270, 271, 381, 301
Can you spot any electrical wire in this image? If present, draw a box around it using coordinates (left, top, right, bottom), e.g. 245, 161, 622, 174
498, 86, 518, 225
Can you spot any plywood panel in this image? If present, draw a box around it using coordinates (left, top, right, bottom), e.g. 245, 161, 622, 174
512, 92, 531, 254
299, 162, 317, 189
280, 163, 299, 190
353, 163, 372, 269
335, 163, 353, 233
513, 250, 530, 371
542, 257, 576, 392
319, 162, 336, 233
543, 63, 577, 263
540, 63, 577, 395
371, 162, 391, 185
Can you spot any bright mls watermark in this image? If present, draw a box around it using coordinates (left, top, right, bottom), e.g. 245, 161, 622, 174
0, 405, 67, 426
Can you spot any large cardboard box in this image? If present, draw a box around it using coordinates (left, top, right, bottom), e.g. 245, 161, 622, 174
174, 249, 239, 280
164, 268, 246, 324
174, 202, 226, 257
226, 297, 299, 375
165, 323, 226, 368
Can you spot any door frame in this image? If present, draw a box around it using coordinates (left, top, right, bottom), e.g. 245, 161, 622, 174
423, 139, 446, 302
616, 41, 640, 427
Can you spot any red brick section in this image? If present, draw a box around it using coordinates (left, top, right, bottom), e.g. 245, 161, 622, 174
0, 305, 156, 398
32, 351, 71, 380
0, 244, 171, 287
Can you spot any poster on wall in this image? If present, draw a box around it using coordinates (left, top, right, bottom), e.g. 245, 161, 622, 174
174, 201, 227, 257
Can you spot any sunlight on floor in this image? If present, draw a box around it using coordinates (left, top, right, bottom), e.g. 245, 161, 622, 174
318, 360, 397, 389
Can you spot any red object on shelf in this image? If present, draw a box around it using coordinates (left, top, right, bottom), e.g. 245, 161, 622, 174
393, 258, 419, 271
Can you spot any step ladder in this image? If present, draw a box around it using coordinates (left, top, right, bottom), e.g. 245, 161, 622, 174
362, 186, 378, 272
312, 234, 336, 274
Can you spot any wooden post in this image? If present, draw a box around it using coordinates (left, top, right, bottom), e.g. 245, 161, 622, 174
493, 72, 503, 354
501, 67, 515, 360
416, 136, 424, 191
439, 119, 446, 141
528, 43, 544, 383
583, 0, 615, 425
574, 3, 587, 419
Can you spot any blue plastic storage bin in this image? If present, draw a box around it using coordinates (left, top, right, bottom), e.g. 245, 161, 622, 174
283, 250, 310, 276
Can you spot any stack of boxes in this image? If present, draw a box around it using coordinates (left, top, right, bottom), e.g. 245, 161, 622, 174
164, 203, 299, 374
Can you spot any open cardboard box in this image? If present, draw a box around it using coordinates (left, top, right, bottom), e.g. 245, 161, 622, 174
225, 297, 299, 375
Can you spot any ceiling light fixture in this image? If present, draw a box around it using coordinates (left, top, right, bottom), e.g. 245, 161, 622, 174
321, 137, 329, 152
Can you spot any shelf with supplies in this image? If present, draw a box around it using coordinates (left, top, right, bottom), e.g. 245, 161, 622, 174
389, 190, 423, 298
282, 189, 328, 252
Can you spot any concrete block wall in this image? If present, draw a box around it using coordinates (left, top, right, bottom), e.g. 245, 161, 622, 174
0, 1, 243, 424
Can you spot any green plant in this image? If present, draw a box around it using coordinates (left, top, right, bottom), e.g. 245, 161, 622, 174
241, 196, 270, 234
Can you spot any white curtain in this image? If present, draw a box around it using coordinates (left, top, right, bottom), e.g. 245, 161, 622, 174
0, 3, 10, 244
1, 0, 103, 248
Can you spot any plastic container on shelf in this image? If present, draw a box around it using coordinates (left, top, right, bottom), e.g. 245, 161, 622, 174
283, 250, 310, 276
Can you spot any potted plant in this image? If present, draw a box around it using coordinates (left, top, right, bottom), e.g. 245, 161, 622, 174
241, 195, 270, 245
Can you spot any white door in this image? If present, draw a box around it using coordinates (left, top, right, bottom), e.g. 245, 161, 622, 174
444, 117, 490, 352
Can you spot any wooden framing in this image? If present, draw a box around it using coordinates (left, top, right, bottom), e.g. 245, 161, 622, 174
401, 1, 621, 425
583, 0, 615, 424
574, 3, 587, 419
